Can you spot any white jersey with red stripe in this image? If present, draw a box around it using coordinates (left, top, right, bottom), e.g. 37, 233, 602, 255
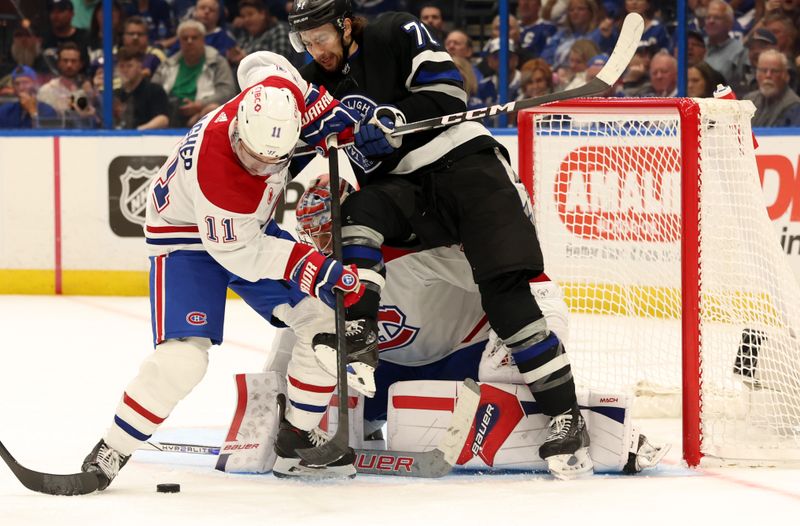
376, 245, 487, 367
144, 72, 309, 283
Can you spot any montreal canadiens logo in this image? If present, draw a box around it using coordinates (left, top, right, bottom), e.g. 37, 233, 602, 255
377, 306, 419, 352
186, 311, 208, 326
340, 94, 382, 174
342, 273, 356, 287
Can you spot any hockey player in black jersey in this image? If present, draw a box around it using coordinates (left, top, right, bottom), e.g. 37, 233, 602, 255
288, 0, 591, 478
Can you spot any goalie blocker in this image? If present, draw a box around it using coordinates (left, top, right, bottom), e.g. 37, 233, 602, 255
216, 372, 668, 475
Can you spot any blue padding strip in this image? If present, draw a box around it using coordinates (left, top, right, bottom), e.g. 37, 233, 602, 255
342, 245, 383, 263
511, 333, 559, 364
590, 405, 626, 425
146, 237, 203, 245
414, 69, 463, 85
289, 400, 328, 413
114, 415, 151, 441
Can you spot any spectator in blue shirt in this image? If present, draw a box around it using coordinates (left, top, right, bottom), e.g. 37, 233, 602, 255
0, 66, 58, 128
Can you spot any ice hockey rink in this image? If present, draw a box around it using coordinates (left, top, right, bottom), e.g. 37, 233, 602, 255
1, 295, 798, 526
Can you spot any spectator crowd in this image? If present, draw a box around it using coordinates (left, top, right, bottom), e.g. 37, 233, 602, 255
1, 0, 800, 129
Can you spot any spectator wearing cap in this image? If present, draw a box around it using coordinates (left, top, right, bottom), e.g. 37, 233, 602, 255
122, 0, 174, 44
541, 0, 601, 69
114, 47, 169, 129
745, 48, 800, 127
687, 29, 707, 67
0, 66, 58, 128
644, 50, 677, 97
228, 0, 300, 70
733, 28, 779, 97
687, 61, 726, 98
477, 38, 521, 124
121, 16, 168, 78
517, 0, 557, 59
42, 0, 91, 70
704, 0, 747, 83
152, 19, 235, 127
0, 24, 54, 96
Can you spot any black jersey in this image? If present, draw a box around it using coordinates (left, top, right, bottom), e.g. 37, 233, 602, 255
300, 12, 501, 184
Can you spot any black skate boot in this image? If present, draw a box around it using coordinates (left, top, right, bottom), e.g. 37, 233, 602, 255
312, 317, 379, 397
81, 439, 130, 490
273, 420, 356, 479
538, 404, 593, 479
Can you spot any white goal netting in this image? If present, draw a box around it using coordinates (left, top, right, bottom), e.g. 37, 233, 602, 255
521, 98, 800, 465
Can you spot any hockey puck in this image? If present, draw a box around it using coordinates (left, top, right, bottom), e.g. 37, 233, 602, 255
156, 483, 181, 493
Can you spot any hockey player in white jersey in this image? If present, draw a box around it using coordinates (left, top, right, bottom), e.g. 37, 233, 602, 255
80, 52, 371, 489
237, 177, 667, 479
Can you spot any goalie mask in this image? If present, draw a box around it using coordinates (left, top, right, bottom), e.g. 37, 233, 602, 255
231, 85, 300, 176
296, 175, 351, 255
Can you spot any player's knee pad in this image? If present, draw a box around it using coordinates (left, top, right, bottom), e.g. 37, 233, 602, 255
129, 337, 211, 414
479, 270, 544, 340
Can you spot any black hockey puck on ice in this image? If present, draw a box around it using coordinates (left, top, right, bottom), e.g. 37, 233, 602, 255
156, 483, 181, 493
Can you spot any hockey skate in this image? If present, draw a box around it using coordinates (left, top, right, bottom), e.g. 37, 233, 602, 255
312, 317, 378, 397
623, 431, 671, 474
81, 439, 130, 490
273, 420, 356, 479
538, 404, 593, 480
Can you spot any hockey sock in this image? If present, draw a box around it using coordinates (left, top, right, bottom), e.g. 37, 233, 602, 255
505, 319, 577, 416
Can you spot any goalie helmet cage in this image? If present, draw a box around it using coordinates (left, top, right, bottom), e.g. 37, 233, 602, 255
518, 97, 800, 467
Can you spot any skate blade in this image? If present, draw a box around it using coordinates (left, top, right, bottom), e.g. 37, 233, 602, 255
545, 447, 594, 480
272, 457, 356, 479
313, 345, 376, 397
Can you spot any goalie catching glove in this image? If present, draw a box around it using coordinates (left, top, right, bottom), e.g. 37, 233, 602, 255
355, 105, 405, 158
286, 243, 364, 309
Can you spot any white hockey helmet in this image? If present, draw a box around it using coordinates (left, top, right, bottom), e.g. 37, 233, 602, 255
232, 85, 301, 175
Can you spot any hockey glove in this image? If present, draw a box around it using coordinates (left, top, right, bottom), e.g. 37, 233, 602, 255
354, 105, 405, 158
301, 84, 359, 155
286, 244, 365, 309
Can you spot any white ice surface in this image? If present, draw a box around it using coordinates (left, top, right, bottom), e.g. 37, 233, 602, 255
1, 295, 799, 526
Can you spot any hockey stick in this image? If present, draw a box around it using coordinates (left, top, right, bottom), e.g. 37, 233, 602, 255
292, 12, 644, 156
296, 134, 352, 467
140, 378, 482, 478
0, 440, 100, 496
391, 12, 643, 136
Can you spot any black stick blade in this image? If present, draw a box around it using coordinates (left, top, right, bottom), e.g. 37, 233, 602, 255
0, 440, 100, 496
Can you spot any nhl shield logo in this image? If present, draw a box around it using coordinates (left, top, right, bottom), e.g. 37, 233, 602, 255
119, 166, 157, 225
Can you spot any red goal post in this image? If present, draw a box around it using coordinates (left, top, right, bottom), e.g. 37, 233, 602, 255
517, 98, 800, 467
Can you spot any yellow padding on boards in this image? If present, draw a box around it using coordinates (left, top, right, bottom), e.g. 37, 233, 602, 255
0, 270, 241, 298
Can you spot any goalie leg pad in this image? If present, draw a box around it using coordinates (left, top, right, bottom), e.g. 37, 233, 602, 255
106, 337, 211, 455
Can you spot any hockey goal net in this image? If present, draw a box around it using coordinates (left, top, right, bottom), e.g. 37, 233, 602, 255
518, 98, 800, 466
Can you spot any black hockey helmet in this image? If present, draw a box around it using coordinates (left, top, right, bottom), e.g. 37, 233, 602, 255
288, 0, 353, 52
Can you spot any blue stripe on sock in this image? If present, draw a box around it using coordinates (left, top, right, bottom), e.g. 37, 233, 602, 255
511, 333, 559, 364
289, 400, 328, 413
342, 245, 383, 263
114, 415, 151, 441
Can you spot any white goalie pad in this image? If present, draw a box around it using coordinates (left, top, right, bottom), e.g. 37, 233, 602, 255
215, 372, 285, 474
387, 381, 637, 473
218, 371, 365, 474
